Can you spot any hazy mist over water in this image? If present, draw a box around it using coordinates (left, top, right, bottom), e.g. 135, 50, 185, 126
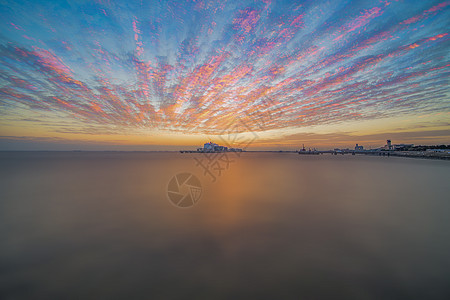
1, 152, 450, 299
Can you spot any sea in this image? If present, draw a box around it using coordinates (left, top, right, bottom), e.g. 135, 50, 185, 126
1, 151, 449, 299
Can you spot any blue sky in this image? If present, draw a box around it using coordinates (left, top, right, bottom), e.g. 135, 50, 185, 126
0, 0, 449, 149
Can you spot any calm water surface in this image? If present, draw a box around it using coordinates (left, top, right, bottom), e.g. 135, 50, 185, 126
1, 152, 449, 299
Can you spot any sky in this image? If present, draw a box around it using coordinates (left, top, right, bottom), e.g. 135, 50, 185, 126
0, 0, 449, 150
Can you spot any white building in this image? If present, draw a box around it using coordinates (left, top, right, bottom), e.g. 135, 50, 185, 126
197, 142, 239, 152
203, 142, 218, 151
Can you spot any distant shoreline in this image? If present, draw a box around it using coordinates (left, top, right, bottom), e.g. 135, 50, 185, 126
1, 150, 449, 160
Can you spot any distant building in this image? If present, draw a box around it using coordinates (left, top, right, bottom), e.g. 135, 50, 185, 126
393, 144, 414, 150
355, 144, 364, 151
213, 145, 228, 152
386, 139, 392, 150
203, 142, 218, 151
198, 142, 239, 152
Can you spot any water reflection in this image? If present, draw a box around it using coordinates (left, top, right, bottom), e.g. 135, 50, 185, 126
1, 152, 449, 299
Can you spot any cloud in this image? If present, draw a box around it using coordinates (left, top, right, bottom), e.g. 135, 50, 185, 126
0, 0, 448, 140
